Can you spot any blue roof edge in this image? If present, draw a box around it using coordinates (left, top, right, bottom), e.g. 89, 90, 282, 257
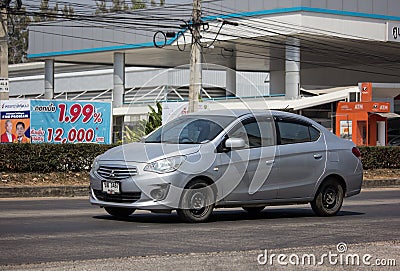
28, 6, 400, 59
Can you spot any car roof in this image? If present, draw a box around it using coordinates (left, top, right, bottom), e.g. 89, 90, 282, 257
190, 109, 315, 124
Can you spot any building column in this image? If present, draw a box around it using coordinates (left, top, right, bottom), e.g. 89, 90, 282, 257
270, 71, 285, 95
285, 37, 300, 99
113, 52, 125, 108
226, 68, 236, 97
44, 59, 54, 100
269, 45, 285, 96
377, 121, 386, 146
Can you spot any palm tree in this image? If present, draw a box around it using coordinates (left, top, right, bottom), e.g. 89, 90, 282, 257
122, 102, 162, 143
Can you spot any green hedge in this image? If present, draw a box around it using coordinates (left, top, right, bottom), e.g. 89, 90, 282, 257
0, 144, 116, 173
0, 144, 398, 173
359, 146, 400, 170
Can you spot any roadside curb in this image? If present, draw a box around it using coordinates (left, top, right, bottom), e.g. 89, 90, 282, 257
0, 186, 88, 198
0, 179, 398, 198
362, 179, 400, 188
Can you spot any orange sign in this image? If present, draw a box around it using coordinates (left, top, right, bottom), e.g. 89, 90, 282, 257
337, 102, 390, 113
360, 82, 372, 102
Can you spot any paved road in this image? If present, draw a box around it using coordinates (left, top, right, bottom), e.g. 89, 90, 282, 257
0, 188, 399, 267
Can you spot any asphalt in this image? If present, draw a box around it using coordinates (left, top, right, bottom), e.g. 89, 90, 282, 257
2, 241, 398, 271
0, 188, 399, 269
0, 179, 399, 198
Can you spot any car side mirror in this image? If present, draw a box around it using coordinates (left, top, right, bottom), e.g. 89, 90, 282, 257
225, 138, 246, 149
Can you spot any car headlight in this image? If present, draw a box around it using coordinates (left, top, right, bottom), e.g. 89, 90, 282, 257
91, 156, 100, 172
144, 155, 186, 174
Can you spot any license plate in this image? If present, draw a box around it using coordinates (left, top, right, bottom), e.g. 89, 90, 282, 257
102, 181, 120, 194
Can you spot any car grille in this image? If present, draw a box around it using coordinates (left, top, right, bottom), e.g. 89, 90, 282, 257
97, 165, 137, 180
93, 189, 141, 203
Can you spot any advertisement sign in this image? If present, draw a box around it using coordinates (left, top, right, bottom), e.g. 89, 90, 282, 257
0, 78, 9, 93
337, 102, 390, 113
0, 100, 31, 143
0, 99, 112, 144
30, 100, 112, 144
339, 120, 352, 140
162, 102, 209, 124
387, 22, 400, 42
360, 82, 372, 102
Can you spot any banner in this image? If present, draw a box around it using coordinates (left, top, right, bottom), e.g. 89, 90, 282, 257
0, 99, 112, 144
0, 100, 31, 143
30, 100, 112, 144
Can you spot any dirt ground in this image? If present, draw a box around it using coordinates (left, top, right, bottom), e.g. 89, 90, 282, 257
0, 169, 399, 187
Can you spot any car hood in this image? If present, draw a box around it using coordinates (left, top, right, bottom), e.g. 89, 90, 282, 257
100, 142, 201, 163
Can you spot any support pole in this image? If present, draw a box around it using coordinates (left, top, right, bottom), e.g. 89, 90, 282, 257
44, 59, 54, 99
113, 52, 125, 108
188, 0, 202, 113
285, 37, 300, 99
0, 7, 8, 100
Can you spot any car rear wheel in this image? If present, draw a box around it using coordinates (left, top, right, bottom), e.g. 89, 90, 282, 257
242, 206, 265, 214
104, 207, 135, 218
177, 180, 215, 223
311, 178, 344, 216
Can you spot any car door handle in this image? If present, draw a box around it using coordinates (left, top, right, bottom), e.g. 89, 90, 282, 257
266, 160, 275, 165
313, 154, 323, 159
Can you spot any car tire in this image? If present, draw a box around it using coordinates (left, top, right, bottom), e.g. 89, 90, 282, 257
242, 206, 265, 214
177, 180, 215, 223
104, 207, 135, 218
311, 178, 344, 216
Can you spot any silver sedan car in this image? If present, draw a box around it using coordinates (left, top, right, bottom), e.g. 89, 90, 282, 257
90, 110, 363, 222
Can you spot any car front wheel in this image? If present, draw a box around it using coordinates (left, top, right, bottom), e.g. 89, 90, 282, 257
177, 180, 215, 223
104, 207, 135, 218
311, 178, 344, 216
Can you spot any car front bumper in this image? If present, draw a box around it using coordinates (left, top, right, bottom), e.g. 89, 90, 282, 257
89, 162, 193, 210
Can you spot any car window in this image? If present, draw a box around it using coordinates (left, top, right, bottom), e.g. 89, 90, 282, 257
309, 126, 320, 141
145, 115, 235, 144
277, 121, 315, 145
229, 118, 275, 148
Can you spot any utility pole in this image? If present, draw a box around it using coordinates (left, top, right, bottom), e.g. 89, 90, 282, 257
0, 3, 8, 100
188, 0, 201, 113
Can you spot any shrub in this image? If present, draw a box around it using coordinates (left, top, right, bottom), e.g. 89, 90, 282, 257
359, 146, 400, 170
0, 144, 398, 173
0, 143, 116, 173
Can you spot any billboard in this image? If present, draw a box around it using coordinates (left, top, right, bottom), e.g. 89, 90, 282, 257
0, 100, 31, 143
0, 99, 112, 144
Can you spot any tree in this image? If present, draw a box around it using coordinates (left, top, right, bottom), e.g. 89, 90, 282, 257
95, 0, 107, 15
110, 0, 129, 13
7, 6, 31, 64
62, 4, 74, 18
8, 0, 75, 64
33, 0, 59, 22
95, 0, 165, 14
131, 0, 146, 10
122, 102, 162, 143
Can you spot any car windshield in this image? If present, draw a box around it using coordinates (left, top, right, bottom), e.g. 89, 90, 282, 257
145, 115, 236, 144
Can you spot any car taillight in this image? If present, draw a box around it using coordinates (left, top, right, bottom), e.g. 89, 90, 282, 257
352, 147, 361, 158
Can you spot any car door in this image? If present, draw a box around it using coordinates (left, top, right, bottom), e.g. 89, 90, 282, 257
274, 120, 326, 199
217, 117, 279, 202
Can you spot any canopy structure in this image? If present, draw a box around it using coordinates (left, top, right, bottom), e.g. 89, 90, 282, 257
27, 0, 400, 106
